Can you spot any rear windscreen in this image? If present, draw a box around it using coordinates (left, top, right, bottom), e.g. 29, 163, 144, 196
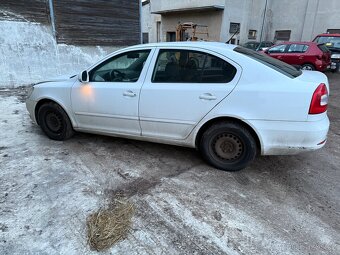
234, 46, 302, 78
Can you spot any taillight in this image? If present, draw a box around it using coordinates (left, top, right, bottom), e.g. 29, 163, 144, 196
309, 83, 328, 114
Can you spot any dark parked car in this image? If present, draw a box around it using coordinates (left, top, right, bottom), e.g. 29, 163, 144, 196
313, 33, 340, 72
262, 42, 331, 71
243, 41, 274, 51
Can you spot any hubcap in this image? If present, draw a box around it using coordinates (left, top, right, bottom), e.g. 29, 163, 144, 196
213, 133, 243, 161
45, 112, 63, 133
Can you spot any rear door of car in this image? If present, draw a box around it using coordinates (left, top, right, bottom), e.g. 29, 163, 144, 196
284, 44, 309, 66
267, 44, 289, 62
139, 46, 241, 140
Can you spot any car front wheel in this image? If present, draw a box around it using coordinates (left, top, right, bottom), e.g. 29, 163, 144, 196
37, 102, 74, 141
199, 122, 257, 171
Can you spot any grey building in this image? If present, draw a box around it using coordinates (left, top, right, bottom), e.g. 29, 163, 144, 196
142, 0, 340, 44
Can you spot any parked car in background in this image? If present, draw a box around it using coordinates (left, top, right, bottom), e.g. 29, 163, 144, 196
262, 42, 331, 71
313, 33, 340, 72
243, 41, 274, 51
26, 42, 330, 172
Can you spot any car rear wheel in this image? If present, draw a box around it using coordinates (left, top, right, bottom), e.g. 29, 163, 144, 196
199, 122, 257, 171
301, 64, 315, 71
37, 102, 74, 141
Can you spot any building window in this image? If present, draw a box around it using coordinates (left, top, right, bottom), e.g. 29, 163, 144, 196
142, 33, 149, 44
229, 23, 240, 34
275, 30, 291, 41
327, 29, 340, 34
166, 32, 176, 42
248, 30, 257, 39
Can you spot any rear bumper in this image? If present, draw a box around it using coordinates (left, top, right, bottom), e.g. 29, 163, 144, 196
316, 60, 330, 72
248, 117, 330, 155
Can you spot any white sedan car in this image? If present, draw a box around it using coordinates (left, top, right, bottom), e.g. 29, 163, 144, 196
26, 42, 330, 171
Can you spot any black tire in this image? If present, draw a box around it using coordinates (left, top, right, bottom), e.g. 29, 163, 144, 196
199, 122, 257, 171
37, 102, 74, 141
301, 64, 315, 71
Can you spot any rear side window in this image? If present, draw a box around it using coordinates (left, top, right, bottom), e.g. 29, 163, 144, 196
152, 49, 237, 83
287, 44, 309, 53
234, 46, 302, 78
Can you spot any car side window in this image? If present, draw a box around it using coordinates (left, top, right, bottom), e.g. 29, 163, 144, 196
287, 44, 309, 53
152, 49, 237, 83
268, 44, 287, 53
89, 50, 151, 82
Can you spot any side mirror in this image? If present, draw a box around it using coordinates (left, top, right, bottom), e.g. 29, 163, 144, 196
78, 70, 89, 83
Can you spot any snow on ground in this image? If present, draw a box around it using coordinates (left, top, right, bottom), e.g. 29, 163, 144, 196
0, 73, 340, 254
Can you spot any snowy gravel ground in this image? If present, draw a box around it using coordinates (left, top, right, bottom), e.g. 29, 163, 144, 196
0, 73, 339, 255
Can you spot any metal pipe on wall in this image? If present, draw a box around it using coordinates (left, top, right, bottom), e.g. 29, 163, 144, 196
259, 0, 268, 42
48, 0, 56, 38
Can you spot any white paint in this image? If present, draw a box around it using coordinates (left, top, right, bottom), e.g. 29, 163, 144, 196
0, 20, 119, 87
26, 42, 330, 157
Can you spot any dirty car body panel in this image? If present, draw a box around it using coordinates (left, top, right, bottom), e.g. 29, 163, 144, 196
26, 42, 330, 169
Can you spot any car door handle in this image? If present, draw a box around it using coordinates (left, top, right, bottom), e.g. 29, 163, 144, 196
199, 93, 217, 101
299, 56, 304, 59
123, 90, 136, 97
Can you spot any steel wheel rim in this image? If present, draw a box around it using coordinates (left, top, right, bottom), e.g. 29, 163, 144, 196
302, 65, 313, 70
45, 111, 63, 133
212, 133, 244, 161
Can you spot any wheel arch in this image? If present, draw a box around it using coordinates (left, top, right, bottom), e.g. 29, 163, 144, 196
35, 98, 75, 127
195, 116, 263, 154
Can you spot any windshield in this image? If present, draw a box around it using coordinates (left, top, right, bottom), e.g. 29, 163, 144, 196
313, 36, 340, 49
234, 46, 302, 78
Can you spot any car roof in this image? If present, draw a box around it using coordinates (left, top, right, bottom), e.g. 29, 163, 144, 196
315, 33, 340, 37
126, 41, 238, 51
279, 41, 316, 45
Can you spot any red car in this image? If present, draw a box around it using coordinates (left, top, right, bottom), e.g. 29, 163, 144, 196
263, 42, 331, 71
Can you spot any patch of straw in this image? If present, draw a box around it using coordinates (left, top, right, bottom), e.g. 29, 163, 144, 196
86, 198, 134, 251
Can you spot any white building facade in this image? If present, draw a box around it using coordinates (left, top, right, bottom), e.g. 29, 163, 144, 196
142, 0, 340, 44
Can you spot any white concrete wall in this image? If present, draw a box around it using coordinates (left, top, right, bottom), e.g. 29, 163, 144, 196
268, 0, 340, 42
152, 0, 225, 12
148, 0, 340, 46
302, 0, 340, 40
269, 0, 308, 42
0, 21, 119, 87
142, 3, 161, 43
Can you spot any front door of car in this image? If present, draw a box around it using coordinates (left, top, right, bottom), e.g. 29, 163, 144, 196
139, 48, 241, 140
284, 44, 309, 66
71, 48, 154, 135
